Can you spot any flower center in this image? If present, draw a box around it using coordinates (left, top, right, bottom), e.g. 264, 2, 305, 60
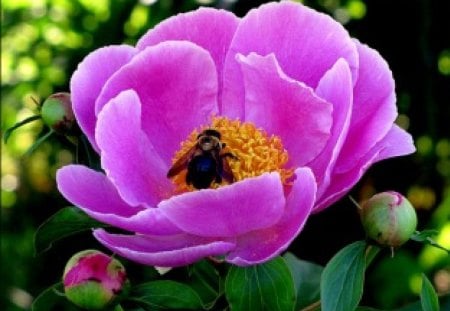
169, 116, 294, 192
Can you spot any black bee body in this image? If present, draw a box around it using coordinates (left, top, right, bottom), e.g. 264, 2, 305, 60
186, 151, 223, 189
167, 129, 236, 189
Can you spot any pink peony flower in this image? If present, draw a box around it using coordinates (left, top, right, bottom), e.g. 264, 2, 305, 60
56, 1, 415, 266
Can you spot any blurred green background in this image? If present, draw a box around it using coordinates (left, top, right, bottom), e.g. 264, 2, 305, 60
1, 0, 449, 310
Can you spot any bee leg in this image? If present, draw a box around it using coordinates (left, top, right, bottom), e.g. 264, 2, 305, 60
215, 174, 222, 183
221, 152, 238, 160
215, 156, 224, 184
186, 168, 193, 185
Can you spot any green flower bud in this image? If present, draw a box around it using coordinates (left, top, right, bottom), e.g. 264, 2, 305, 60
41, 92, 78, 135
63, 250, 128, 310
360, 191, 418, 247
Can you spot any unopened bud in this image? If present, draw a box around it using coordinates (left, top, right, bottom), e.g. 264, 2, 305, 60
41, 92, 78, 135
360, 191, 417, 247
63, 250, 128, 310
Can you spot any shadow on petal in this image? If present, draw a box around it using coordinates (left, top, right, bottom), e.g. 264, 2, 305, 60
93, 229, 236, 267
158, 172, 285, 237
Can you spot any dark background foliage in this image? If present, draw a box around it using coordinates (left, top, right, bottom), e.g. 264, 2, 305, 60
1, 0, 449, 310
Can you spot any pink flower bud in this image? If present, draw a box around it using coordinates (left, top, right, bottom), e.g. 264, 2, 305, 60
63, 250, 128, 310
41, 92, 78, 135
360, 191, 418, 247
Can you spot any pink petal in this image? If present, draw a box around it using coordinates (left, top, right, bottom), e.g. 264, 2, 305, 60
226, 167, 316, 266
95, 41, 219, 163
70, 45, 136, 150
334, 41, 398, 173
237, 53, 332, 167
309, 58, 353, 197
137, 7, 239, 111
96, 90, 174, 207
158, 173, 285, 237
222, 1, 358, 119
314, 124, 415, 212
63, 253, 124, 292
57, 165, 140, 217
56, 165, 181, 235
93, 229, 236, 267
372, 124, 415, 162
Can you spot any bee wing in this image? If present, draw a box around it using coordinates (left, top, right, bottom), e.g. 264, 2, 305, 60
221, 159, 235, 183
220, 152, 237, 183
167, 144, 197, 178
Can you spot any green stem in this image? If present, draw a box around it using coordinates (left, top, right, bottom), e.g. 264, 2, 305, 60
80, 134, 94, 167
3, 115, 41, 143
30, 96, 41, 108
301, 300, 321, 311
113, 304, 124, 311
425, 237, 450, 253
23, 130, 54, 157
349, 195, 362, 210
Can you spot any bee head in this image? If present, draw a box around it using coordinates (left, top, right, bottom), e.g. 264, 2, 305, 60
197, 129, 221, 139
198, 129, 221, 151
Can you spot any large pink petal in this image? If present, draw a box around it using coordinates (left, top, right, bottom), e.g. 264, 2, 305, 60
237, 53, 332, 167
96, 90, 174, 207
222, 1, 358, 119
56, 165, 181, 235
158, 173, 285, 237
309, 58, 353, 197
335, 41, 398, 173
315, 124, 415, 212
70, 45, 136, 150
137, 7, 239, 111
226, 167, 316, 266
372, 125, 415, 161
95, 41, 219, 163
93, 229, 236, 267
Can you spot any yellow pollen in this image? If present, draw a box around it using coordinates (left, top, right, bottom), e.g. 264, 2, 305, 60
170, 116, 294, 192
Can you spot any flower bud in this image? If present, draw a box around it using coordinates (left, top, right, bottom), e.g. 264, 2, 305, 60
41, 92, 78, 135
63, 250, 128, 310
360, 191, 417, 247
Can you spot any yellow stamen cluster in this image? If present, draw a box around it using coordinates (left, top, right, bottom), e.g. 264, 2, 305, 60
170, 116, 294, 192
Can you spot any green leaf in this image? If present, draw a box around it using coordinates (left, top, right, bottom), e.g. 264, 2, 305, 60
283, 252, 323, 310
420, 274, 440, 311
365, 244, 381, 267
392, 294, 449, 311
31, 282, 65, 311
128, 280, 204, 310
187, 260, 221, 308
411, 230, 439, 242
411, 230, 449, 253
321, 241, 367, 311
225, 256, 295, 311
393, 300, 424, 311
34, 206, 107, 254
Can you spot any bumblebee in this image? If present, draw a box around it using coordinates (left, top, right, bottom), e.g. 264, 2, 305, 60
167, 129, 237, 189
